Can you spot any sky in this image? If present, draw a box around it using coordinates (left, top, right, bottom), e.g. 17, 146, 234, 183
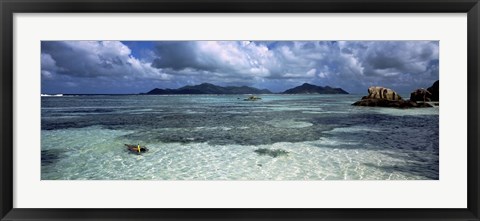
41, 41, 439, 94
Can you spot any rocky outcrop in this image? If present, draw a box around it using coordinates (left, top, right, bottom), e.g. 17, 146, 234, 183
410, 88, 432, 102
353, 98, 402, 108
366, 86, 402, 101
427, 80, 439, 101
353, 86, 433, 108
410, 81, 438, 102
352, 99, 432, 108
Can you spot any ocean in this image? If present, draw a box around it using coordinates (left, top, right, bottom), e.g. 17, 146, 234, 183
41, 94, 439, 180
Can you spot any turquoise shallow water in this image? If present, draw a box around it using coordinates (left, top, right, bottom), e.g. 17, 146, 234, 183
41, 94, 439, 180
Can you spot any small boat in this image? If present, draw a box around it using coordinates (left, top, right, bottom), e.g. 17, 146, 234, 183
244, 95, 262, 101
125, 144, 149, 154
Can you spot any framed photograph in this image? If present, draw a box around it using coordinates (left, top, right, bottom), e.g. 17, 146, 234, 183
1, 0, 479, 220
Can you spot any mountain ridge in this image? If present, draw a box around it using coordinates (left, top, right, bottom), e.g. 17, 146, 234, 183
282, 83, 348, 94
144, 83, 272, 95
144, 83, 348, 95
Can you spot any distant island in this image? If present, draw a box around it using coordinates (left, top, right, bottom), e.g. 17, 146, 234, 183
282, 83, 349, 94
144, 83, 348, 95
144, 83, 272, 95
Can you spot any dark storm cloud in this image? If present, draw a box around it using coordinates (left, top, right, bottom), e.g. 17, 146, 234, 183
41, 41, 173, 94
358, 41, 439, 77
41, 40, 439, 94
151, 42, 210, 71
151, 41, 274, 80
41, 41, 170, 80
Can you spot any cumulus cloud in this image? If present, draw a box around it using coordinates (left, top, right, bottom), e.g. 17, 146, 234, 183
152, 41, 274, 78
41, 40, 439, 94
149, 41, 438, 93
42, 41, 170, 81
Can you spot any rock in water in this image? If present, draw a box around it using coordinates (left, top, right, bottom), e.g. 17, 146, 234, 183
254, 148, 289, 158
353, 86, 433, 108
125, 144, 149, 154
410, 88, 432, 102
353, 99, 413, 108
367, 86, 403, 101
427, 80, 439, 101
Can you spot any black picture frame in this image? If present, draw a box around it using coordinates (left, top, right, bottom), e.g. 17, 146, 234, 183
1, 0, 479, 220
